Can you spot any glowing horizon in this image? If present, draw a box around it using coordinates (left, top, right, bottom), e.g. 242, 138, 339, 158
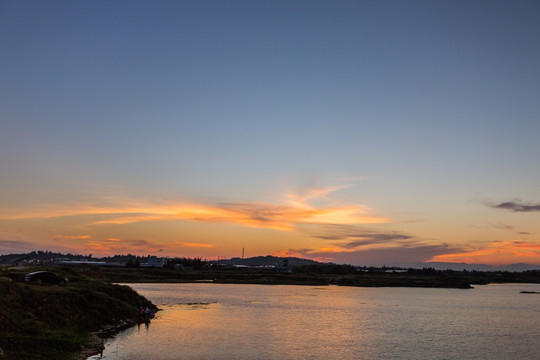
1, 183, 538, 266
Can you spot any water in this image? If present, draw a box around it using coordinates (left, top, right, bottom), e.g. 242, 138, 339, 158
89, 283, 540, 360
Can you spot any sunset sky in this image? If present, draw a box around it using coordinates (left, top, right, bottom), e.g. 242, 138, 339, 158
1, 1, 539, 265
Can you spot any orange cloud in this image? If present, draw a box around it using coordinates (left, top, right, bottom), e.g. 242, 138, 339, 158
283, 184, 348, 208
428, 241, 540, 265
173, 242, 214, 248
54, 234, 91, 240
1, 187, 389, 231
80, 238, 165, 256
272, 249, 330, 263
1, 203, 174, 221
273, 249, 309, 258
311, 246, 359, 253
89, 202, 388, 230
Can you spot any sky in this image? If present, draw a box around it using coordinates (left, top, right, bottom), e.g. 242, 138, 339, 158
1, 0, 540, 266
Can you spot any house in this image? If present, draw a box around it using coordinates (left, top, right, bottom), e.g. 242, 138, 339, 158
276, 258, 292, 273
140, 256, 166, 268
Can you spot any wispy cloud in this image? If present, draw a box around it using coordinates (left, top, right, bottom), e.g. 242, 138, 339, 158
86, 202, 388, 230
487, 222, 517, 231
283, 184, 348, 208
429, 240, 540, 265
306, 224, 416, 248
46, 235, 215, 256
488, 199, 540, 212
82, 238, 165, 255
173, 242, 214, 248
54, 234, 91, 240
287, 223, 458, 264
0, 186, 389, 231
281, 243, 459, 265
477, 222, 530, 235
316, 231, 412, 244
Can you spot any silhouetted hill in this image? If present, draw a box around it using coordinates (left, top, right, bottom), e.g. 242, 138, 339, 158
0, 251, 155, 266
0, 250, 93, 264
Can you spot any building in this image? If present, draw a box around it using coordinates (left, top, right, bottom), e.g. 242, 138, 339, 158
140, 256, 166, 268
276, 258, 292, 273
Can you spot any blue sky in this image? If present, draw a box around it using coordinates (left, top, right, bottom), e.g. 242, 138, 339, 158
1, 0, 539, 265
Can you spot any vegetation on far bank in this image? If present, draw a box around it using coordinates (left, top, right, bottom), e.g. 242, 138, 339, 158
0, 267, 156, 360
5, 261, 537, 288
86, 264, 540, 287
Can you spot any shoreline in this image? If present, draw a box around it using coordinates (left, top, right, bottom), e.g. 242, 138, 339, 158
75, 320, 137, 360
63, 266, 540, 289
75, 333, 105, 360
76, 312, 158, 360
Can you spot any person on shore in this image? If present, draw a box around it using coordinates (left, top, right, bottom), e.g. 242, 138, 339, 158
144, 306, 150, 321
139, 306, 146, 323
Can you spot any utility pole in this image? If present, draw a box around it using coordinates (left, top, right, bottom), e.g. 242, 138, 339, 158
242, 248, 244, 259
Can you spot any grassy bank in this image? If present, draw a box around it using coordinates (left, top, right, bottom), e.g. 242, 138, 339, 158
0, 269, 156, 360
54, 265, 540, 288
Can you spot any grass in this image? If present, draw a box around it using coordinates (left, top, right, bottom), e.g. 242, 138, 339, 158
0, 269, 156, 360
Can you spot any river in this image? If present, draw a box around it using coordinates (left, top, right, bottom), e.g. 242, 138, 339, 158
88, 283, 540, 359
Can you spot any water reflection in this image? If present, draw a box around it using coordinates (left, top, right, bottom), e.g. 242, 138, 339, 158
89, 283, 540, 360
137, 320, 150, 331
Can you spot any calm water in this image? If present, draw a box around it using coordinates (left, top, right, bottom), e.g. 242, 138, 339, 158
89, 283, 540, 360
